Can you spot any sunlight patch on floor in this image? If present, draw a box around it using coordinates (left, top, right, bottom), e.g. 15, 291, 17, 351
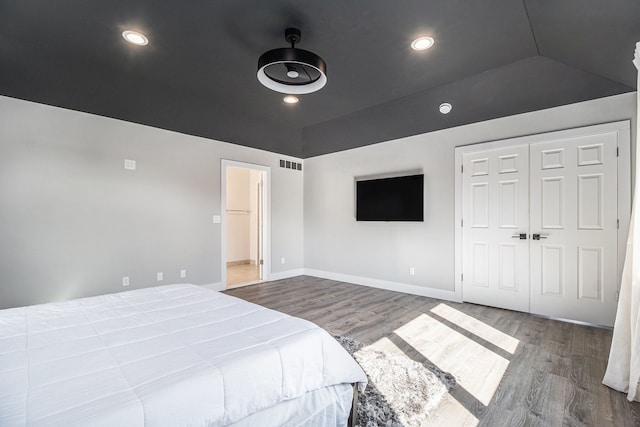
367, 335, 407, 355
393, 312, 510, 406
367, 336, 480, 427
430, 303, 520, 354
424, 395, 480, 427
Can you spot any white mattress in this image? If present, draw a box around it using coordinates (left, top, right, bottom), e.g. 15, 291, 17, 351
0, 284, 367, 426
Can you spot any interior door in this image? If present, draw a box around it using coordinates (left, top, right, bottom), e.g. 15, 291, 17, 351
257, 176, 263, 280
529, 133, 618, 325
462, 145, 530, 312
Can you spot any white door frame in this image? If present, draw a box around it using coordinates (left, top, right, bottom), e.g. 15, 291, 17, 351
221, 159, 271, 289
454, 120, 631, 311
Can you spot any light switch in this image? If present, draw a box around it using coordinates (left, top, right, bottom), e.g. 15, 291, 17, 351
213, 215, 221, 224
180, 269, 186, 279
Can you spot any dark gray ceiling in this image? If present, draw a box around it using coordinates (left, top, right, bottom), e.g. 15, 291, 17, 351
0, 1, 637, 158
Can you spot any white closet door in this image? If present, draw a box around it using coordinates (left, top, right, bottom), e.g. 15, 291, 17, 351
462, 145, 530, 312
529, 132, 618, 326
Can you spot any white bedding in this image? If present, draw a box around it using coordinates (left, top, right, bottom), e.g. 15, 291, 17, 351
0, 284, 367, 426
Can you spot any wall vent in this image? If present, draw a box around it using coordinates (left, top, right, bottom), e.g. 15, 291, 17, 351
280, 159, 302, 171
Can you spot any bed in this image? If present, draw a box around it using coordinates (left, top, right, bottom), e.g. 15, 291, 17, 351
0, 284, 367, 426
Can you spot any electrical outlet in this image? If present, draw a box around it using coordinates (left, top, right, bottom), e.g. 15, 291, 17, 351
180, 269, 186, 279
409, 267, 415, 276
157, 272, 163, 281
122, 276, 130, 287
281, 257, 286, 264
212, 215, 221, 224
124, 159, 136, 170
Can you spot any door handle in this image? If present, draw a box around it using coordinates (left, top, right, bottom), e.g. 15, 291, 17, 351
512, 233, 527, 240
532, 233, 548, 240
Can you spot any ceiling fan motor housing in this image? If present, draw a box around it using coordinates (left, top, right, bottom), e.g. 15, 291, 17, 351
257, 28, 327, 95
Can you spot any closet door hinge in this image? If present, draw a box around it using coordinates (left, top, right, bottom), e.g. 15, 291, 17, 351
461, 165, 464, 173
461, 219, 464, 227
461, 273, 464, 282
617, 147, 619, 157
617, 219, 619, 229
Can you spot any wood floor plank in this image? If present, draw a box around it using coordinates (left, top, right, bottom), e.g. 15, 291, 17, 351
226, 276, 640, 426
610, 387, 640, 427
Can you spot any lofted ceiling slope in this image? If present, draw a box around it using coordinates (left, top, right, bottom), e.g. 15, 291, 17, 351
0, 1, 638, 158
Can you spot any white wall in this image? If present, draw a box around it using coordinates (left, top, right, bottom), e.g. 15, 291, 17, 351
226, 167, 251, 263
1, 92, 635, 309
0, 95, 304, 309
304, 93, 637, 297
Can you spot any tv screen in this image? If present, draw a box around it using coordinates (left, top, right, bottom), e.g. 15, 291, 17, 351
356, 174, 424, 221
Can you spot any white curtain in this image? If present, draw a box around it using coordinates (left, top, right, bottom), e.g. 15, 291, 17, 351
603, 41, 640, 402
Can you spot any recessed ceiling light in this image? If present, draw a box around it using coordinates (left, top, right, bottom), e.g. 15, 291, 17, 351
122, 30, 148, 46
411, 36, 434, 51
284, 95, 299, 104
439, 102, 453, 114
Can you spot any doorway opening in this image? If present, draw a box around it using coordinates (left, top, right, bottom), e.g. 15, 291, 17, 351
221, 160, 270, 289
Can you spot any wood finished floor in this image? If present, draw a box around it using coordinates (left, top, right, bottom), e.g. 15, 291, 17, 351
226, 276, 640, 427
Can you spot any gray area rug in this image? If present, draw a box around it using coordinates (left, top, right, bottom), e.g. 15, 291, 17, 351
334, 335, 456, 427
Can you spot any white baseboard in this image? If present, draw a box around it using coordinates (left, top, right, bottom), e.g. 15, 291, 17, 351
201, 282, 224, 292
303, 269, 461, 303
200, 269, 303, 292
268, 269, 305, 281
204, 269, 461, 303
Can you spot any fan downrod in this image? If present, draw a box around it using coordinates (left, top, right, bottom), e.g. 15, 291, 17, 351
285, 28, 301, 48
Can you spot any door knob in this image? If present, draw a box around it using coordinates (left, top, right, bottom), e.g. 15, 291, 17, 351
532, 233, 548, 240
512, 233, 527, 240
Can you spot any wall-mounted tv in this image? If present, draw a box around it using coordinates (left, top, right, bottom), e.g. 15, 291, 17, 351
356, 174, 424, 221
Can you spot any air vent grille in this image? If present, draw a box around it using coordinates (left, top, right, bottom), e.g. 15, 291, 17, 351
280, 160, 302, 171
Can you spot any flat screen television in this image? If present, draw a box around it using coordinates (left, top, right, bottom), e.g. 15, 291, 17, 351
356, 174, 424, 221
